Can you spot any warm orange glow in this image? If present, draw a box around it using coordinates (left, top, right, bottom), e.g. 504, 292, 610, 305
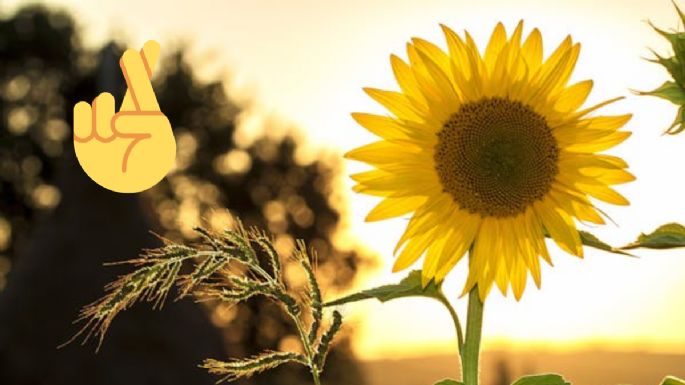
15, 0, 685, 360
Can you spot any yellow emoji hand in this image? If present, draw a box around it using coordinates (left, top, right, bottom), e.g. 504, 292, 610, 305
73, 40, 176, 193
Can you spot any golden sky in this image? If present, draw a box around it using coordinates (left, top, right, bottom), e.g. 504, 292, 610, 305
8, 0, 685, 359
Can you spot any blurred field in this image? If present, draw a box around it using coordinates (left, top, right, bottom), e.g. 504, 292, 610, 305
362, 351, 685, 385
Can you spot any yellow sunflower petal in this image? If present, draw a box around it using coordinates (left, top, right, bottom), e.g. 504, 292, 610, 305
414, 48, 461, 110
440, 24, 483, 100
351, 112, 439, 145
463, 217, 500, 297
364, 87, 425, 122
535, 199, 583, 257
563, 131, 631, 152
559, 151, 629, 170
526, 44, 578, 105
344, 140, 420, 164
393, 228, 437, 271
537, 36, 573, 80
351, 169, 438, 196
578, 167, 635, 185
555, 80, 593, 112
422, 228, 451, 286
511, 258, 528, 300
585, 114, 633, 131
572, 200, 605, 224
348, 22, 632, 301
495, 262, 510, 296
484, 22, 507, 72
394, 194, 455, 252
366, 195, 428, 222
390, 54, 428, 109
521, 28, 543, 72
434, 211, 481, 281
580, 183, 630, 205
411, 37, 452, 74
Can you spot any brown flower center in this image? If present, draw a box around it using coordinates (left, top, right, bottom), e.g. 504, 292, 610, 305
434, 97, 559, 218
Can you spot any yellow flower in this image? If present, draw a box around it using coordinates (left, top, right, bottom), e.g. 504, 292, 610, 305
346, 22, 634, 300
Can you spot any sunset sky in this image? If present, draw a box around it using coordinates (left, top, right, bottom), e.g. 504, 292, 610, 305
7, 0, 685, 359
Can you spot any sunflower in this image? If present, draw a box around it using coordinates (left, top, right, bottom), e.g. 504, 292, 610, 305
346, 22, 634, 300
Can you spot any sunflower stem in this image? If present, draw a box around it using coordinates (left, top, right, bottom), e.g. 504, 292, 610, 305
293, 316, 323, 385
462, 285, 484, 385
436, 293, 464, 357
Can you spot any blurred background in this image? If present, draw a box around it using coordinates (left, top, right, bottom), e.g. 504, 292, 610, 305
0, 1, 684, 385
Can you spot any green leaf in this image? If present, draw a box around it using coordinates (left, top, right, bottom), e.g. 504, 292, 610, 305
324, 270, 441, 307
545, 229, 632, 256
578, 230, 634, 256
433, 380, 463, 385
623, 223, 685, 249
511, 373, 571, 385
661, 376, 685, 385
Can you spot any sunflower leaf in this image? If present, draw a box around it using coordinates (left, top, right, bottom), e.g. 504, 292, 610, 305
433, 379, 463, 385
323, 270, 441, 307
574, 230, 634, 256
622, 223, 685, 249
661, 376, 685, 385
511, 373, 571, 385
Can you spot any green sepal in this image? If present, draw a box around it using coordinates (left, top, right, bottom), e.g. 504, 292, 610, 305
666, 105, 685, 135
648, 51, 685, 86
640, 81, 685, 104
323, 270, 441, 307
511, 373, 571, 385
638, 81, 685, 134
623, 223, 685, 249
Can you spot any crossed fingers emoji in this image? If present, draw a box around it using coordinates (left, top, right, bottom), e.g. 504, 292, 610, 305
73, 40, 176, 193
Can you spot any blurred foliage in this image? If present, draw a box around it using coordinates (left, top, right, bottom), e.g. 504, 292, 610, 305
493, 359, 512, 385
71, 224, 344, 384
0, 5, 79, 289
0, 5, 366, 385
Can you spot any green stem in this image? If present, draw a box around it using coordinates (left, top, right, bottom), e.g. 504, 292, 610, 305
462, 285, 484, 385
436, 294, 464, 357
293, 316, 322, 385
255, 264, 322, 385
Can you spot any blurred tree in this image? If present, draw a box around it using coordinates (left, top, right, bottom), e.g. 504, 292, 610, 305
493, 358, 512, 385
0, 5, 365, 385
